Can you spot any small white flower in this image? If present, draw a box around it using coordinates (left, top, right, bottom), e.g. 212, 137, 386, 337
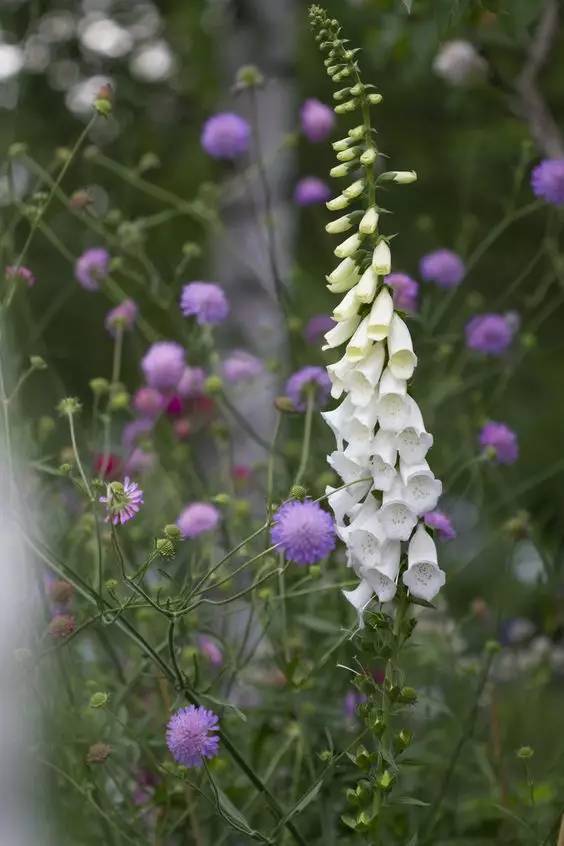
345, 316, 372, 362
321, 395, 372, 445
372, 241, 391, 275
334, 232, 363, 259
399, 459, 442, 515
379, 477, 418, 541
356, 266, 378, 303
367, 287, 394, 340
348, 529, 382, 570
387, 314, 418, 380
325, 484, 367, 524
330, 163, 350, 178
359, 207, 379, 235
369, 429, 398, 491
327, 354, 356, 399
326, 257, 360, 292
377, 368, 410, 432
333, 286, 361, 322
361, 542, 401, 603
343, 179, 365, 199
395, 397, 434, 464
403, 524, 445, 602
322, 314, 361, 350
342, 579, 374, 628
326, 195, 350, 211
346, 344, 385, 406
326, 215, 353, 234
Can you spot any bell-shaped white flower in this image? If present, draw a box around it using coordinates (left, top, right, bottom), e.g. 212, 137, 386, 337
326, 195, 350, 211
334, 232, 363, 259
379, 477, 418, 540
377, 368, 410, 432
343, 179, 365, 199
327, 354, 355, 400
370, 429, 398, 491
342, 579, 373, 628
372, 241, 391, 275
379, 170, 417, 184
330, 163, 351, 178
356, 266, 378, 304
403, 523, 445, 602
322, 395, 372, 445
328, 450, 372, 498
388, 314, 418, 380
326, 215, 353, 235
367, 288, 394, 341
325, 484, 365, 525
345, 316, 372, 362
326, 257, 360, 293
333, 286, 361, 322
354, 395, 380, 432
347, 344, 385, 406
395, 397, 434, 464
322, 314, 361, 350
400, 459, 442, 516
348, 529, 381, 571
345, 493, 381, 535
361, 542, 401, 603
359, 207, 379, 235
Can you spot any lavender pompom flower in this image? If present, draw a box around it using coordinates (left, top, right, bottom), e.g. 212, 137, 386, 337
271, 499, 336, 565
177, 366, 206, 398
166, 706, 220, 768
75, 247, 110, 291
222, 350, 263, 383
105, 299, 138, 334
465, 313, 513, 356
177, 502, 221, 538
5, 265, 36, 287
304, 314, 335, 344
180, 282, 229, 325
300, 98, 335, 142
385, 273, 419, 312
141, 341, 185, 391
201, 112, 250, 159
420, 249, 465, 288
479, 421, 519, 465
133, 386, 164, 418
424, 510, 456, 541
286, 366, 331, 411
100, 477, 144, 525
294, 177, 331, 206
198, 636, 223, 667
122, 418, 153, 451
531, 159, 564, 206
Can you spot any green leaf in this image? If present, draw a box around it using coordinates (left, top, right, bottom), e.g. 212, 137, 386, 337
392, 796, 430, 807
205, 766, 270, 842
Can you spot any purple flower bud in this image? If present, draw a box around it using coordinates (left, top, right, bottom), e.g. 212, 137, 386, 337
5, 265, 36, 287
222, 350, 263, 383
141, 341, 186, 391
424, 510, 456, 541
201, 112, 250, 159
300, 98, 335, 142
385, 273, 419, 312
465, 313, 514, 356
133, 387, 164, 418
177, 366, 206, 398
75, 247, 110, 291
105, 298, 138, 334
286, 366, 331, 411
531, 159, 564, 206
177, 502, 221, 538
294, 177, 331, 207
420, 249, 465, 288
180, 282, 229, 325
479, 421, 518, 464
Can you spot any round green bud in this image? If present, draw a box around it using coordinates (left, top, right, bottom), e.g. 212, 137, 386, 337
182, 242, 202, 258
38, 416, 55, 440
205, 375, 223, 395
516, 746, 534, 759
398, 686, 417, 704
485, 639, 501, 654
58, 463, 72, 475
57, 397, 82, 416
105, 579, 118, 591
108, 391, 130, 411
156, 538, 176, 559
212, 493, 231, 506
235, 64, 264, 89
274, 395, 296, 413
30, 355, 47, 370
289, 485, 307, 501
89, 691, 109, 709
164, 524, 182, 540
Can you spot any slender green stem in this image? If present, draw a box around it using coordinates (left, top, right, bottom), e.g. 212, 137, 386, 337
293, 391, 315, 487
66, 411, 93, 500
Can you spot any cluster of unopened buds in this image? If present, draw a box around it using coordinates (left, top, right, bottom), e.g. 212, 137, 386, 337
310, 5, 446, 626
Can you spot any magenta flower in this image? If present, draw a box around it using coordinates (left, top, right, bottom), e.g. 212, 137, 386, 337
385, 273, 419, 312
75, 247, 110, 291
198, 636, 223, 667
180, 282, 229, 325
5, 265, 36, 287
141, 341, 186, 391
304, 314, 335, 344
177, 502, 221, 538
271, 499, 336, 565
531, 159, 564, 206
100, 477, 144, 525
166, 705, 220, 768
479, 422, 518, 465
201, 113, 250, 159
286, 366, 331, 411
133, 386, 165, 419
294, 177, 331, 207
177, 366, 206, 398
465, 313, 513, 356
424, 510, 456, 541
105, 299, 138, 334
222, 350, 263, 383
420, 249, 464, 288
300, 98, 335, 142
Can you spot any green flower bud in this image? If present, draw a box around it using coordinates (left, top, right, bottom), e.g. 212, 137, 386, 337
58, 463, 72, 475
212, 493, 231, 506
109, 391, 130, 411
30, 355, 47, 370
89, 691, 109, 709
57, 397, 82, 416
156, 538, 176, 559
205, 375, 223, 395
234, 64, 264, 89
105, 579, 118, 591
516, 746, 534, 759
289, 485, 307, 500
164, 524, 182, 541
398, 686, 417, 704
274, 395, 296, 413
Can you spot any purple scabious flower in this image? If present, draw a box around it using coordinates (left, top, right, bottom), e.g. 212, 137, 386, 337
424, 510, 456, 541
286, 366, 331, 411
385, 273, 419, 312
465, 313, 513, 356
177, 366, 206, 398
177, 502, 221, 539
222, 350, 263, 383
479, 421, 518, 465
133, 386, 164, 418
122, 418, 153, 451
294, 177, 331, 207
300, 98, 335, 142
100, 477, 144, 525
141, 341, 186, 391
105, 299, 138, 334
201, 112, 250, 159
531, 159, 564, 206
180, 282, 229, 325
420, 249, 465, 288
75, 247, 110, 291
5, 265, 36, 287
198, 636, 223, 667
304, 314, 335, 344
166, 705, 220, 768
271, 499, 336, 565
125, 448, 155, 477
